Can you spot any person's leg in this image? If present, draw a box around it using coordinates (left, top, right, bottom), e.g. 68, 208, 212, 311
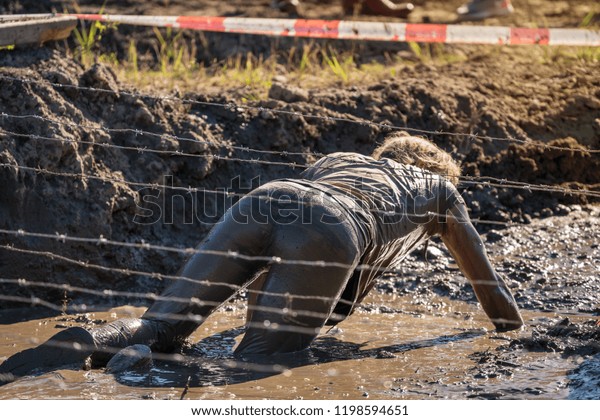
0, 194, 274, 379
94, 192, 275, 362
245, 270, 268, 326
456, 0, 514, 21
133, 194, 274, 352
0, 327, 95, 384
235, 210, 361, 355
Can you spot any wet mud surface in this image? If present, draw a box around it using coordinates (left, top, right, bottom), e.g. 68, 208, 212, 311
0, 0, 599, 400
0, 294, 598, 400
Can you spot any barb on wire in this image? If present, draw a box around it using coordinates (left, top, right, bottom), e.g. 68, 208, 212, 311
0, 113, 314, 159
0, 284, 525, 336
0, 155, 598, 203
0, 74, 598, 155
0, 278, 351, 324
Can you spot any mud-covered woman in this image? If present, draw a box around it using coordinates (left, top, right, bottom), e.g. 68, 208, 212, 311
0, 133, 523, 380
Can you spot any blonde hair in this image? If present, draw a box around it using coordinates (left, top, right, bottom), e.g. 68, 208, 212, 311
372, 133, 461, 186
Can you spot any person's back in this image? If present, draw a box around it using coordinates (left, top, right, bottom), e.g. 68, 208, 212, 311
301, 151, 458, 243
297, 151, 461, 320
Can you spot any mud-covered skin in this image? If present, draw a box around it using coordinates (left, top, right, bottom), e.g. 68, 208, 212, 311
139, 179, 362, 354
105, 344, 153, 373
0, 327, 95, 385
140, 154, 521, 354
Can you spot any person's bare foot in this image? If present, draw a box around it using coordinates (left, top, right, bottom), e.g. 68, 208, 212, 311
0, 327, 95, 385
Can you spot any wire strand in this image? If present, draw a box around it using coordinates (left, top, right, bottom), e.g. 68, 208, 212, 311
1, 74, 598, 155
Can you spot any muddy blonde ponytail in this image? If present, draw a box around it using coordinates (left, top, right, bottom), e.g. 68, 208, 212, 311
372, 133, 461, 186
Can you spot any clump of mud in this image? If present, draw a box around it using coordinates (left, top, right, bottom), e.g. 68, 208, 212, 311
511, 318, 600, 356
505, 317, 600, 399
0, 49, 227, 307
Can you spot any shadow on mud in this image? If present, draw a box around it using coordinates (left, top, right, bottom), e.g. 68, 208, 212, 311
112, 328, 486, 389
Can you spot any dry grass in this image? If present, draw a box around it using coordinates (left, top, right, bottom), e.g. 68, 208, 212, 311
70, 23, 599, 98
109, 34, 476, 98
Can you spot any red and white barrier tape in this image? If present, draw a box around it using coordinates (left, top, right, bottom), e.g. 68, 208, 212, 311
1, 13, 599, 46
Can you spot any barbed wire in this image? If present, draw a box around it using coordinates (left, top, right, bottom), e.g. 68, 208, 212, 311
0, 246, 591, 334
0, 293, 356, 336
0, 243, 362, 303
0, 74, 598, 155
0, 127, 307, 170
0, 147, 598, 201
0, 230, 566, 334
6, 236, 588, 305
0, 280, 522, 335
0, 160, 527, 230
0, 227, 471, 278
0, 113, 313, 159
0, 240, 595, 305
0, 223, 595, 373
0, 291, 491, 380
0, 278, 352, 325
1, 111, 597, 162
2, 113, 598, 195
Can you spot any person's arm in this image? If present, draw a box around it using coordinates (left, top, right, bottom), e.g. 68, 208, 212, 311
439, 201, 524, 331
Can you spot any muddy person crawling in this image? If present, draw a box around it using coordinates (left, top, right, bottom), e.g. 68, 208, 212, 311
0, 134, 523, 382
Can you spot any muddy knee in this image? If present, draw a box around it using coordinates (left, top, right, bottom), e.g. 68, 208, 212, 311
90, 318, 174, 366
234, 325, 319, 355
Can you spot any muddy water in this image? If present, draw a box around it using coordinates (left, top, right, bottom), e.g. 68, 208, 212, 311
0, 293, 595, 400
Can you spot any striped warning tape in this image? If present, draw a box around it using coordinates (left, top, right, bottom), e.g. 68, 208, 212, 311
1, 13, 599, 46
